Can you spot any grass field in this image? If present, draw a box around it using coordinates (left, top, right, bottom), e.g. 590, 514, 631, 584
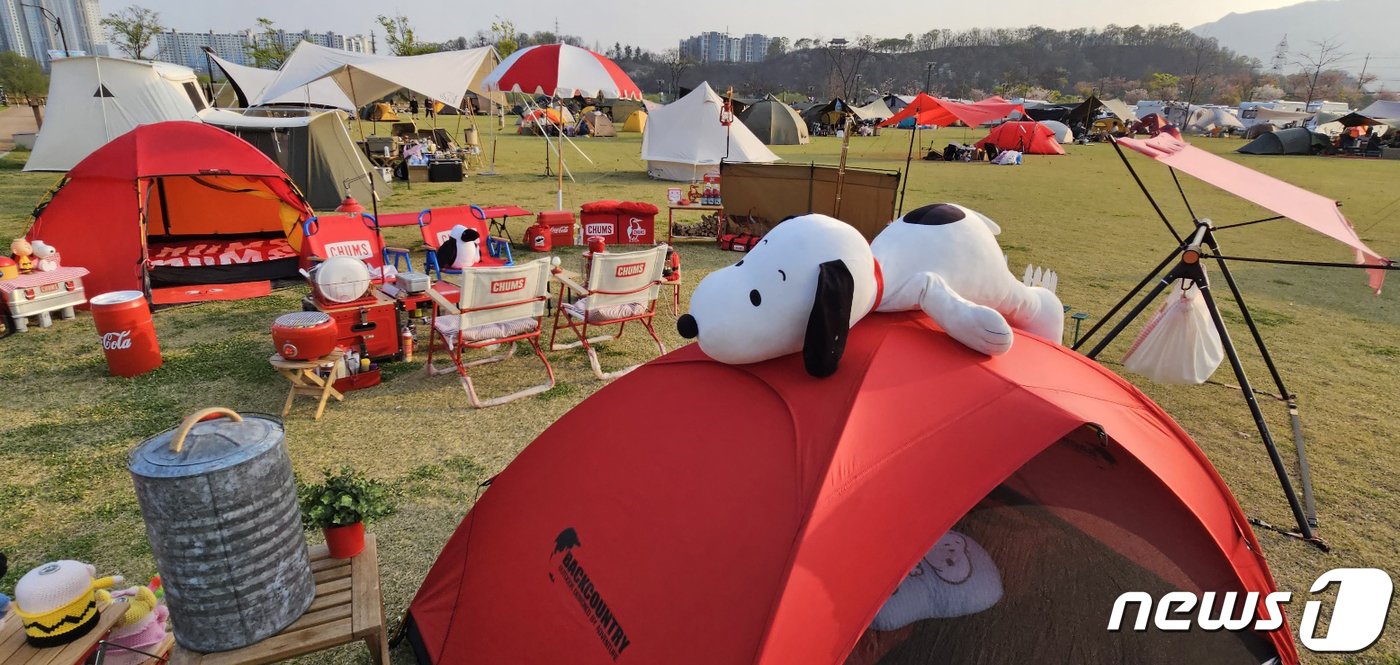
2, 116, 1399, 663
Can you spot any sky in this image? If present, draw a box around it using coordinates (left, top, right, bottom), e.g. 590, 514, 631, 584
105, 0, 1310, 52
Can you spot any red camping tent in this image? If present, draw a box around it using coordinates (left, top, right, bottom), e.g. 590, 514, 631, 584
879, 94, 1024, 128
406, 312, 1296, 665
975, 121, 1066, 155
26, 121, 312, 298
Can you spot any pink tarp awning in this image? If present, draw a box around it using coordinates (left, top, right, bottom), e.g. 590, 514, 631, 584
1117, 134, 1391, 293
879, 94, 1025, 129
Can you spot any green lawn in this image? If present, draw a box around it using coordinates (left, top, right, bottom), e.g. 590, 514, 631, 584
2, 117, 1399, 663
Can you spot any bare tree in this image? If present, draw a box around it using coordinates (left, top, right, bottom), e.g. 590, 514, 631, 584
660, 49, 693, 98
1293, 38, 1348, 105
100, 5, 163, 59
821, 36, 875, 100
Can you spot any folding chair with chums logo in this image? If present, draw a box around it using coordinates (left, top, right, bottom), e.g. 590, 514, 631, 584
549, 245, 669, 380
425, 259, 555, 408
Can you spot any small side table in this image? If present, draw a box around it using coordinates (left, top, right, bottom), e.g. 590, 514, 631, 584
0, 599, 124, 665
268, 350, 345, 420
170, 535, 389, 665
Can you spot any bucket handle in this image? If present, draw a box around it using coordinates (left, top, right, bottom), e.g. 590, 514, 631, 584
171, 407, 243, 453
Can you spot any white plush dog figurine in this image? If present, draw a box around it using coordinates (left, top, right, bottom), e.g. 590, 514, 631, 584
677, 204, 1064, 376
434, 224, 481, 270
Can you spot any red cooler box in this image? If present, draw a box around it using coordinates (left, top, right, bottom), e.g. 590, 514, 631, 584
90, 290, 163, 377
579, 201, 657, 245
537, 210, 577, 247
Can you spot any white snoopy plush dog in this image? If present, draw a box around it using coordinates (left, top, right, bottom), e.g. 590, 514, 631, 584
676, 203, 1064, 376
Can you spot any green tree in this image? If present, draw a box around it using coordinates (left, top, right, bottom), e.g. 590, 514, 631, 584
376, 14, 438, 56
0, 52, 48, 99
1148, 72, 1181, 100
100, 5, 163, 59
244, 18, 291, 69
490, 18, 519, 57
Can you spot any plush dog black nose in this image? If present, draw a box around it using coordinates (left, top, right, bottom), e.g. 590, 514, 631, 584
677, 314, 698, 339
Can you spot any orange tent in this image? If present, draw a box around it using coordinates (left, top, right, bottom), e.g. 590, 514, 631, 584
975, 121, 1066, 155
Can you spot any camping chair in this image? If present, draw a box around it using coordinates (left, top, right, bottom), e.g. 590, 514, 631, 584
418, 205, 514, 279
302, 213, 412, 282
549, 245, 669, 380
424, 259, 556, 408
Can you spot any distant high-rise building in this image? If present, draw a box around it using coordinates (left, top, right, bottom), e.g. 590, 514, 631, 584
152, 29, 370, 73
679, 31, 771, 64
0, 0, 105, 67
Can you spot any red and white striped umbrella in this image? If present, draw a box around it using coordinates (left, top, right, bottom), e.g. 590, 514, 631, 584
483, 44, 642, 100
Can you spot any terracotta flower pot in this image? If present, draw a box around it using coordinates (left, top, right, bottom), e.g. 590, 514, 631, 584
323, 522, 366, 559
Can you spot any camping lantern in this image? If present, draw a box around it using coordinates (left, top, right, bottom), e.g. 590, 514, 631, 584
335, 196, 366, 214
128, 408, 315, 652
720, 87, 736, 127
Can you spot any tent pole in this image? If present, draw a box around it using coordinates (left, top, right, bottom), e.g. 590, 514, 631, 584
1192, 259, 1319, 545
1072, 243, 1185, 352
834, 115, 852, 218
1109, 137, 1183, 244
897, 117, 916, 216
1168, 167, 1198, 221
1206, 228, 1317, 527
348, 69, 367, 142
557, 98, 565, 211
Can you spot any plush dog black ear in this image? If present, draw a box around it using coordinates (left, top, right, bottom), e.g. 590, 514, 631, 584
803, 259, 854, 378
436, 240, 457, 270
461, 228, 480, 242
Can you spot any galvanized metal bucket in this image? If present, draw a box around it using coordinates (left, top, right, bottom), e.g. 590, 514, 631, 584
129, 407, 315, 652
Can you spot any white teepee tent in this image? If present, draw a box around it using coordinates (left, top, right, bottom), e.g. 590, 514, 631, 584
641, 82, 779, 181
25, 57, 206, 171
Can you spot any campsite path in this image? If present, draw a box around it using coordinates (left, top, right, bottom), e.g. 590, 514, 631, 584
0, 105, 39, 151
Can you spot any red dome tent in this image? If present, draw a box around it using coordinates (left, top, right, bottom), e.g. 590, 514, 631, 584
26, 121, 313, 298
975, 121, 1066, 155
406, 313, 1296, 665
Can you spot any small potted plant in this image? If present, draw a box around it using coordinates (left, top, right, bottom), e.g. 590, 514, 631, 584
299, 467, 395, 559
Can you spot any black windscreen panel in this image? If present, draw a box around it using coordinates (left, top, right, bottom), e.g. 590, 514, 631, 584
182, 82, 207, 111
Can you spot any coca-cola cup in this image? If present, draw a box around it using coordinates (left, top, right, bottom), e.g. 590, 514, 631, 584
90, 290, 162, 377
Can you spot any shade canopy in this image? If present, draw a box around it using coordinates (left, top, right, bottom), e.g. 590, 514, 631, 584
207, 51, 355, 111
483, 43, 641, 100
879, 93, 1024, 128
1117, 134, 1390, 292
257, 42, 499, 109
1359, 100, 1400, 121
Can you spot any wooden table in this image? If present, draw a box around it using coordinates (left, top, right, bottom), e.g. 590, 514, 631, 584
666, 204, 725, 243
171, 535, 389, 665
0, 600, 124, 665
268, 350, 345, 420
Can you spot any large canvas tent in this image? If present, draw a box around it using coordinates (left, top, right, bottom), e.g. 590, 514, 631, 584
1184, 107, 1244, 134
739, 94, 810, 145
206, 51, 355, 111
200, 109, 388, 209
803, 97, 876, 126
25, 121, 312, 297
975, 121, 1065, 155
1237, 127, 1329, 155
855, 97, 895, 121
404, 312, 1296, 665
640, 82, 778, 181
1359, 100, 1400, 121
25, 57, 208, 172
256, 42, 503, 111
1039, 120, 1074, 143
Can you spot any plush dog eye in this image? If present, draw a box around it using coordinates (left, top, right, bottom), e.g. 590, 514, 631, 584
735, 260, 744, 267
749, 289, 762, 307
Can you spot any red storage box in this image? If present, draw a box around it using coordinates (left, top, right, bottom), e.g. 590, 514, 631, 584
579, 201, 657, 245
719, 233, 763, 253
537, 210, 577, 247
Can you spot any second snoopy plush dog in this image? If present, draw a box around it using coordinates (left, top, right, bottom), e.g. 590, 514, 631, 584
677, 203, 1064, 376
